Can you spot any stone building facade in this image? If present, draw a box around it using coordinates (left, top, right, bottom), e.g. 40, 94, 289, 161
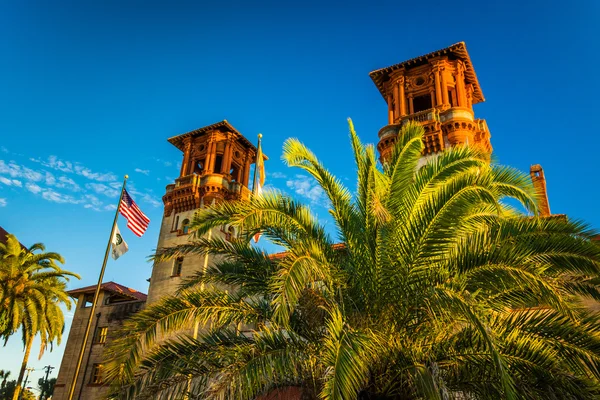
52, 282, 147, 400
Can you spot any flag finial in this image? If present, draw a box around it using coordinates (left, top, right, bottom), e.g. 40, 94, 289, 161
124, 174, 129, 179
258, 133, 263, 139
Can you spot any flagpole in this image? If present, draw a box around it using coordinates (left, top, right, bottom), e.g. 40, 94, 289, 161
251, 133, 262, 196
247, 134, 262, 242
67, 175, 128, 400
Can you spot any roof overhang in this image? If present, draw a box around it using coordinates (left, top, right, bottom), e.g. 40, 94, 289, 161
369, 42, 485, 104
167, 120, 258, 153
67, 281, 147, 302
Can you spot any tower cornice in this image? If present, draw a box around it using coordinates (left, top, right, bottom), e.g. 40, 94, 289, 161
369, 42, 485, 104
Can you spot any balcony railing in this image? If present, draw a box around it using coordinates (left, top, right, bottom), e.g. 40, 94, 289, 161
399, 108, 440, 125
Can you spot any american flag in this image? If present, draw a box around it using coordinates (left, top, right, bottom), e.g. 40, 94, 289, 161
119, 189, 150, 237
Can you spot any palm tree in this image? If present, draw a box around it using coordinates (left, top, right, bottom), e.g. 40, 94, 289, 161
105, 120, 600, 399
0, 234, 79, 400
0, 369, 10, 391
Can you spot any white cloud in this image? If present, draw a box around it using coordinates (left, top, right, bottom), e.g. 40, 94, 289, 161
0, 160, 23, 178
0, 198, 6, 207
74, 165, 116, 182
104, 204, 117, 211
31, 155, 116, 182
56, 176, 81, 191
134, 168, 150, 175
41, 189, 81, 204
25, 183, 42, 194
0, 176, 22, 187
0, 147, 8, 154
153, 158, 173, 167
0, 160, 43, 182
286, 175, 327, 205
85, 183, 119, 198
45, 171, 56, 186
45, 155, 74, 173
268, 171, 287, 179
84, 194, 103, 207
138, 193, 161, 208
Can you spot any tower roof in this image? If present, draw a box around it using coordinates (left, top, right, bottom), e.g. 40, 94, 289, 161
167, 120, 257, 152
369, 42, 485, 104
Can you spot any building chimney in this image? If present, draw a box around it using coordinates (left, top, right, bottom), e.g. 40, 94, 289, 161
530, 164, 551, 217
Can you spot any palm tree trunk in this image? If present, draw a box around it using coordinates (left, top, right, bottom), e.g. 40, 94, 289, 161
12, 335, 33, 400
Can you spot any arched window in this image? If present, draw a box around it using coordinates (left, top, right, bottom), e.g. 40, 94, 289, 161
181, 219, 190, 234
194, 160, 204, 175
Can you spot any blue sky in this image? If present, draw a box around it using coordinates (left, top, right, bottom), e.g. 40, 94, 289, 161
1, 0, 599, 388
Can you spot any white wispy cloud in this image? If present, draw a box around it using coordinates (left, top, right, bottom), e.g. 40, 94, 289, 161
30, 155, 117, 182
286, 174, 327, 205
0, 160, 43, 182
153, 157, 173, 167
140, 193, 161, 207
135, 168, 150, 175
0, 198, 6, 207
0, 147, 8, 154
268, 171, 287, 179
85, 183, 120, 198
25, 183, 43, 194
0, 176, 22, 187
41, 189, 82, 204
2, 155, 159, 213
56, 176, 81, 191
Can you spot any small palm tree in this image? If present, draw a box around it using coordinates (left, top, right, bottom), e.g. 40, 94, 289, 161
0, 369, 10, 390
106, 121, 600, 399
0, 234, 79, 400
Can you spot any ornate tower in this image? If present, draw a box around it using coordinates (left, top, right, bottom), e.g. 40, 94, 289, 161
147, 120, 258, 303
369, 42, 492, 162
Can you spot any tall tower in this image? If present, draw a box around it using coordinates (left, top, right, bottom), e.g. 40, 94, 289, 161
147, 120, 258, 303
369, 42, 492, 162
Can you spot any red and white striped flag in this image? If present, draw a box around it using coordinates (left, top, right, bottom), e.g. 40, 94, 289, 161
119, 189, 150, 237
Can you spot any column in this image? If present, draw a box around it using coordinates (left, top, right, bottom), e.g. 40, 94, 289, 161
221, 140, 232, 174
393, 81, 400, 120
441, 67, 449, 106
206, 140, 217, 173
242, 153, 252, 186
387, 93, 394, 124
180, 138, 192, 176
408, 95, 414, 115
455, 64, 467, 107
399, 77, 406, 117
434, 69, 442, 106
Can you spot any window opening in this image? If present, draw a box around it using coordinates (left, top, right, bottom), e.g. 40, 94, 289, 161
181, 219, 190, 234
193, 160, 204, 175
94, 327, 108, 344
413, 94, 432, 113
91, 364, 104, 384
82, 294, 94, 308
214, 155, 223, 173
173, 257, 184, 277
